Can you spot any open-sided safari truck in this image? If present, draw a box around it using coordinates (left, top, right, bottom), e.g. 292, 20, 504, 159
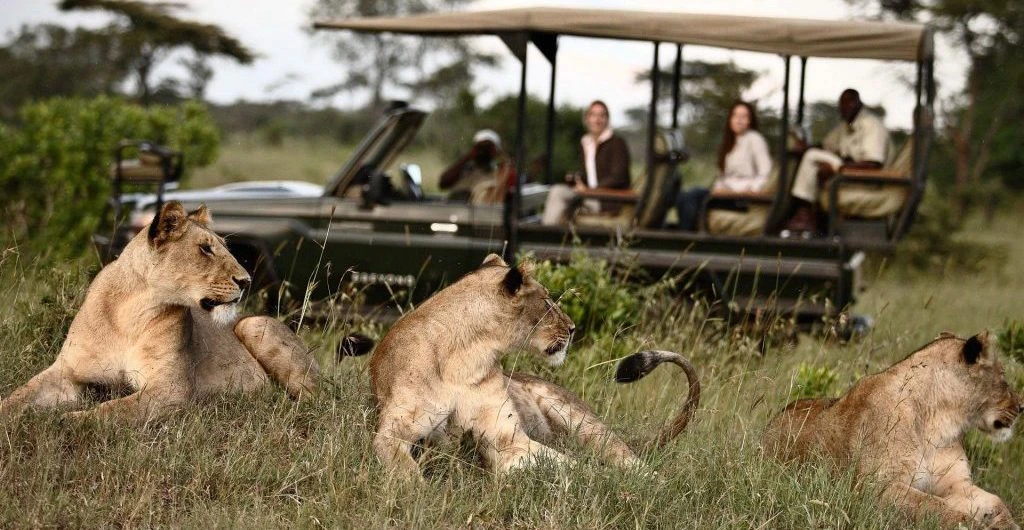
97, 8, 935, 328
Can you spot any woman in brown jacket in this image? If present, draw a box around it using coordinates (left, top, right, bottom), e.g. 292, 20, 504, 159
542, 100, 631, 225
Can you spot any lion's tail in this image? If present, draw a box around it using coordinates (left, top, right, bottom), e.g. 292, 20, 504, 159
337, 333, 375, 360
615, 349, 701, 448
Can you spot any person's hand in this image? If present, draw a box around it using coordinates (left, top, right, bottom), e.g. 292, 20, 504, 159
815, 161, 835, 178
473, 140, 497, 158
571, 172, 588, 191
815, 161, 836, 184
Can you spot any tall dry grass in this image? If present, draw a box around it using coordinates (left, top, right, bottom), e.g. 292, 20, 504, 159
0, 198, 1022, 528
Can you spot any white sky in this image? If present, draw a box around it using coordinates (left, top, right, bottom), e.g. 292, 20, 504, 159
2, 0, 966, 130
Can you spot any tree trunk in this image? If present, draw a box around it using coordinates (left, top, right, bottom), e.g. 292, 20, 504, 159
136, 52, 153, 107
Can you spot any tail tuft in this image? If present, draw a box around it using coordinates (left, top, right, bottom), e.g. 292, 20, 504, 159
613, 349, 701, 448
337, 333, 375, 359
615, 351, 659, 383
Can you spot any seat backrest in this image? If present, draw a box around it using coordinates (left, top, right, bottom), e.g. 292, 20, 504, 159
635, 129, 685, 228
887, 136, 914, 176
891, 106, 934, 240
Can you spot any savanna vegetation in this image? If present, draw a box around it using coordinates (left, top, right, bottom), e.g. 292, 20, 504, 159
1, 203, 1022, 528
1, 0, 1023, 528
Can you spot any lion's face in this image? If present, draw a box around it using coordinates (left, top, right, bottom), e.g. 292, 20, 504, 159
946, 332, 1023, 443
479, 254, 575, 366
144, 201, 251, 322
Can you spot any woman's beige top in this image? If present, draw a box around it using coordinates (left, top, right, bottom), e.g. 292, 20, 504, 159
714, 130, 772, 193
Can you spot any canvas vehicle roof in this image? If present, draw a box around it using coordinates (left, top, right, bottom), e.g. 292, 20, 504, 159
314, 7, 932, 62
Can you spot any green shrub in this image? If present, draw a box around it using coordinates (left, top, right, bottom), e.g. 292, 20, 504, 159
789, 362, 839, 401
999, 319, 1024, 364
0, 96, 220, 258
528, 248, 673, 335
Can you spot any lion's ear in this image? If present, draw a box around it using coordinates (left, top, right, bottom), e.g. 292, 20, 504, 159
188, 204, 213, 227
502, 265, 524, 296
482, 253, 507, 268
517, 261, 535, 277
148, 201, 188, 248
963, 330, 991, 365
937, 331, 957, 339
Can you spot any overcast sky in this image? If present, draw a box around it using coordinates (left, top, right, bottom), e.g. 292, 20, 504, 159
3, 0, 965, 130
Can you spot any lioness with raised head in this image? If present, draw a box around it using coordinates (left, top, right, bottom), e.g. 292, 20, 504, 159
370, 253, 700, 477
763, 331, 1022, 529
1, 201, 319, 420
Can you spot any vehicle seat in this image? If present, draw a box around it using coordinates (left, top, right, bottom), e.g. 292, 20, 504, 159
700, 166, 778, 237
820, 137, 913, 221
574, 129, 685, 229
110, 150, 181, 183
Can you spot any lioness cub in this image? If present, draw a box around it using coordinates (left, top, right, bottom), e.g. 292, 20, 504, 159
370, 253, 700, 477
1, 201, 320, 420
764, 331, 1022, 529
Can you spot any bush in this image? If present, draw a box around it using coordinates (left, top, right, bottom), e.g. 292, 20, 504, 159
789, 362, 839, 401
529, 248, 673, 336
0, 96, 220, 258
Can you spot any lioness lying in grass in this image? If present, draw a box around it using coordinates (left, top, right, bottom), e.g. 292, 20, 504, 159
1, 201, 320, 421
764, 331, 1021, 529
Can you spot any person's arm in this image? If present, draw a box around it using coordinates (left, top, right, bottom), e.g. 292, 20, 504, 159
600, 136, 631, 189
439, 141, 495, 189
750, 132, 773, 191
854, 116, 889, 166
822, 123, 841, 154
438, 152, 473, 190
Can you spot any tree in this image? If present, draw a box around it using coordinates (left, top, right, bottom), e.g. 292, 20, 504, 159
58, 0, 256, 105
0, 24, 127, 118
849, 0, 1024, 216
634, 60, 762, 158
308, 0, 494, 113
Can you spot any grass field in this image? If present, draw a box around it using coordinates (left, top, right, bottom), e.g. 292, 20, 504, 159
1, 141, 1023, 528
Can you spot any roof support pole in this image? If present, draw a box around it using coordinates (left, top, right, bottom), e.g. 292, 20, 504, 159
796, 57, 807, 131
768, 55, 792, 233
545, 41, 558, 185
504, 33, 528, 263
647, 42, 660, 184
671, 44, 682, 129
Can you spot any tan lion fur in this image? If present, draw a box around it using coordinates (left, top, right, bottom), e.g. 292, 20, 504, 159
370, 254, 700, 477
1, 201, 319, 421
763, 331, 1022, 529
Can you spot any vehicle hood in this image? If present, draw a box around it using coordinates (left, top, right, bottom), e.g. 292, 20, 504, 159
133, 180, 324, 210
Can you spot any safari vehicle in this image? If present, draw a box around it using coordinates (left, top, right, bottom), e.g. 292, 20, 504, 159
97, 8, 935, 327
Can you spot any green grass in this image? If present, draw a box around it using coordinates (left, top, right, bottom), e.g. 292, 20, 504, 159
1, 198, 1023, 528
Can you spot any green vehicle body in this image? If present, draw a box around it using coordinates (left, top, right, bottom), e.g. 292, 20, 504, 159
98, 106, 862, 325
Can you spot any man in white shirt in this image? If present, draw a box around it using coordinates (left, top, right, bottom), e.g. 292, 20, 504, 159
785, 89, 889, 232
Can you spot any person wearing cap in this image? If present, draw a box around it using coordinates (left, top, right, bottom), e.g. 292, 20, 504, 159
542, 100, 632, 225
438, 129, 514, 205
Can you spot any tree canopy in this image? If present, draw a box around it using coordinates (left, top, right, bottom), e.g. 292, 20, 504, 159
58, 0, 256, 105
308, 0, 496, 114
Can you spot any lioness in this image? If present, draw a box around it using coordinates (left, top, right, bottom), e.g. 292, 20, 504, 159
371, 253, 700, 477
763, 331, 1022, 529
1, 201, 319, 420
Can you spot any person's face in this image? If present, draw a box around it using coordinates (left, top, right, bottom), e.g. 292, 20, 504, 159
585, 104, 609, 136
838, 93, 861, 123
729, 105, 751, 135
